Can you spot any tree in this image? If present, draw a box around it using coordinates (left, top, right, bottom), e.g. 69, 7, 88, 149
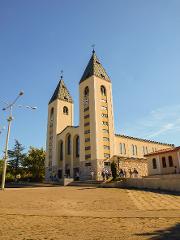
22, 147, 45, 182
8, 140, 26, 179
0, 159, 3, 178
111, 161, 117, 180
0, 159, 13, 183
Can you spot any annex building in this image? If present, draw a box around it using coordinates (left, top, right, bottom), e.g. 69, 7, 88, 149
45, 50, 174, 181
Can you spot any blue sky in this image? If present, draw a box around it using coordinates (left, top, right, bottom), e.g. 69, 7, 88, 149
0, 0, 180, 156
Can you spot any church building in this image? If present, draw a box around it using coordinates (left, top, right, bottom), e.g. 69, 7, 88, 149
45, 50, 174, 181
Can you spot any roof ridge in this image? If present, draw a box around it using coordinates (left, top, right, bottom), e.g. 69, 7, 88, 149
57, 125, 79, 136
115, 134, 175, 146
145, 146, 180, 156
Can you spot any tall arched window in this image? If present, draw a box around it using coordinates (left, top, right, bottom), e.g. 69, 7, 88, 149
67, 135, 71, 155
132, 144, 135, 156
152, 158, 157, 169
120, 143, 123, 154
76, 136, 80, 157
168, 156, 173, 167
123, 143, 126, 155
135, 145, 138, 155
162, 157, 166, 168
84, 86, 89, 97
60, 141, 63, 161
142, 146, 145, 155
50, 107, 54, 121
131, 145, 137, 156
101, 85, 106, 96
63, 106, 68, 115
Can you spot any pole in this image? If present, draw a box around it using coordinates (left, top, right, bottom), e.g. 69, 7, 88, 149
0, 91, 35, 190
1, 112, 13, 190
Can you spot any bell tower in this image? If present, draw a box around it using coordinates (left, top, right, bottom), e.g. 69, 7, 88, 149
79, 50, 115, 180
45, 76, 73, 179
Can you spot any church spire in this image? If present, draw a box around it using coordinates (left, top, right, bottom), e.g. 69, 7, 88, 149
79, 50, 111, 84
49, 77, 73, 105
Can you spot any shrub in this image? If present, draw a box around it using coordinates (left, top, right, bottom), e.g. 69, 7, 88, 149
111, 161, 117, 180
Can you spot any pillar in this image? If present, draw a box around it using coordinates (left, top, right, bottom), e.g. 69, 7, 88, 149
156, 155, 162, 174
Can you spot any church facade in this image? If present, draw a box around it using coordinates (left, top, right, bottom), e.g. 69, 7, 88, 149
45, 50, 174, 181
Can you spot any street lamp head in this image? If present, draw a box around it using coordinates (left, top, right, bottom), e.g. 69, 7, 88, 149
8, 116, 14, 122
25, 106, 37, 110
19, 91, 24, 96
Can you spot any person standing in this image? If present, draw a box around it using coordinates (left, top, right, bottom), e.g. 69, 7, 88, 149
133, 168, 138, 178
129, 169, 133, 178
102, 170, 105, 181
119, 169, 124, 178
105, 169, 109, 180
76, 171, 80, 181
123, 169, 127, 178
90, 170, 94, 180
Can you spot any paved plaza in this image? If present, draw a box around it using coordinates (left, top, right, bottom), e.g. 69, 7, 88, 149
0, 186, 180, 240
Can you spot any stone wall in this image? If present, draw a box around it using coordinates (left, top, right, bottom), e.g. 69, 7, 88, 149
123, 177, 180, 192
114, 158, 148, 177
101, 174, 180, 192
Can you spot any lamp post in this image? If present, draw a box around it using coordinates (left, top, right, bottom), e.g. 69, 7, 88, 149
1, 91, 37, 190
0, 126, 5, 157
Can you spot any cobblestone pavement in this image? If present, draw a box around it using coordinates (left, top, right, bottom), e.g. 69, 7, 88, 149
0, 186, 180, 240
127, 189, 180, 211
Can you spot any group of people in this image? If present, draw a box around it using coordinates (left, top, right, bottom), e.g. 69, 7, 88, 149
129, 168, 139, 178
118, 168, 139, 178
118, 169, 127, 178
101, 168, 139, 181
101, 169, 112, 181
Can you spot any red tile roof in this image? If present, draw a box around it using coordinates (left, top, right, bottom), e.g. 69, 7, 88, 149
144, 146, 180, 157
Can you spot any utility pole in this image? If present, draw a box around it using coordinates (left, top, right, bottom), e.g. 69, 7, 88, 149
1, 91, 37, 190
1, 113, 13, 190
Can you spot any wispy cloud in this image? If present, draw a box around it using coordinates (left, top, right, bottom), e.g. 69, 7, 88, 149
124, 104, 180, 144
147, 123, 175, 138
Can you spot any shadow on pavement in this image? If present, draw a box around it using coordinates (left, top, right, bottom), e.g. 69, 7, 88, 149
4, 182, 63, 188
76, 187, 98, 190
126, 187, 180, 196
135, 223, 180, 240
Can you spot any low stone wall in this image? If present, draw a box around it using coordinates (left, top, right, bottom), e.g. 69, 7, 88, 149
116, 159, 148, 177
124, 178, 180, 192
101, 175, 180, 192
144, 174, 180, 179
59, 178, 74, 186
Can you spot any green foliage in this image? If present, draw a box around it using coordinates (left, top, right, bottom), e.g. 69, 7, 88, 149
111, 161, 117, 180
1, 139, 46, 183
0, 159, 13, 183
5, 172, 15, 182
8, 139, 26, 178
22, 147, 46, 182
0, 159, 3, 178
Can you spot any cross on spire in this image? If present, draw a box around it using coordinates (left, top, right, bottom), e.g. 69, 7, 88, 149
80, 49, 111, 83
60, 70, 64, 80
91, 44, 95, 53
